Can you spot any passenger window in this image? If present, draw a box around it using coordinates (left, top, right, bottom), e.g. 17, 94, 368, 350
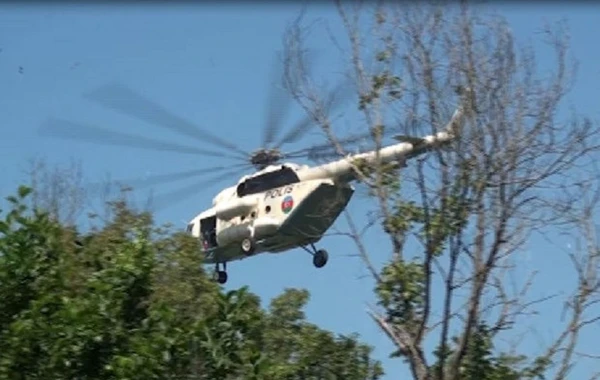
237, 167, 299, 197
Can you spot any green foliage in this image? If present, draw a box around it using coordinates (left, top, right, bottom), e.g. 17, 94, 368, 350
420, 194, 471, 257
459, 324, 520, 380
262, 289, 384, 380
375, 260, 425, 352
429, 324, 547, 380
0, 186, 382, 380
384, 201, 425, 236
352, 156, 402, 196
358, 71, 403, 110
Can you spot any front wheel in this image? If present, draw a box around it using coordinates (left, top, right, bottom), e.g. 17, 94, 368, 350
213, 270, 228, 284
313, 249, 328, 268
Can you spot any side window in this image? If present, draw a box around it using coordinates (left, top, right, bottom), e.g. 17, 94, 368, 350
237, 167, 299, 197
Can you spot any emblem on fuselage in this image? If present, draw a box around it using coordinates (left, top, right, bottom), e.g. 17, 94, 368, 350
281, 195, 294, 214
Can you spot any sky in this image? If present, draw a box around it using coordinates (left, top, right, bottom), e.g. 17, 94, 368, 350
1, 2, 599, 378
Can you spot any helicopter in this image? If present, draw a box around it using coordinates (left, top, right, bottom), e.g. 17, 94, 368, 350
186, 106, 464, 284
39, 72, 466, 285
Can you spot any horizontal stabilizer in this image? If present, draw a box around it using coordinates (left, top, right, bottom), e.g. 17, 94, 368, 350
393, 135, 426, 145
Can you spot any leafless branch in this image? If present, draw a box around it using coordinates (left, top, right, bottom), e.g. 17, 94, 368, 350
282, 2, 600, 379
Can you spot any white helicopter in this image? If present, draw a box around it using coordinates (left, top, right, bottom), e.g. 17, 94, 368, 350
39, 79, 465, 284
186, 107, 464, 284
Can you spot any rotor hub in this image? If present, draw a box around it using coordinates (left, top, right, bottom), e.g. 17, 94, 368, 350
250, 148, 283, 170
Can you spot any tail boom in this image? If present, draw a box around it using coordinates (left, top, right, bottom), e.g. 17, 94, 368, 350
299, 107, 465, 182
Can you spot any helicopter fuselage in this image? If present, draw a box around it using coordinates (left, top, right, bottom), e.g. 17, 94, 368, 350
187, 165, 354, 264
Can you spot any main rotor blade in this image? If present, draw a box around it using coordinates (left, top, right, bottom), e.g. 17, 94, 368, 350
39, 118, 243, 160
263, 56, 294, 148
303, 126, 397, 155
274, 114, 313, 149
285, 124, 401, 162
84, 83, 249, 158
273, 79, 352, 149
149, 167, 248, 212
87, 163, 252, 194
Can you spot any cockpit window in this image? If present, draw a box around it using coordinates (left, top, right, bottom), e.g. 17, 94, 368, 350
237, 166, 300, 197
186, 223, 194, 233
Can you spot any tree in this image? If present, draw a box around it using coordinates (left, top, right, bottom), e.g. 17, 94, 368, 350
282, 2, 600, 379
262, 289, 384, 379
0, 184, 383, 380
26, 157, 87, 226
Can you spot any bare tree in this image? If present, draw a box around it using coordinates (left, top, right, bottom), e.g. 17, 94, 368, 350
27, 157, 87, 226
537, 174, 600, 380
282, 2, 600, 379
25, 157, 153, 229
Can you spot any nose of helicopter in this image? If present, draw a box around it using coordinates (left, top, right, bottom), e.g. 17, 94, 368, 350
185, 221, 194, 234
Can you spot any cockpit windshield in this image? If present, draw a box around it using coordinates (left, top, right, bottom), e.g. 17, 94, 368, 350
236, 166, 300, 197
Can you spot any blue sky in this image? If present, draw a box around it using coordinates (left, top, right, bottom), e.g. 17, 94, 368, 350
1, 2, 599, 378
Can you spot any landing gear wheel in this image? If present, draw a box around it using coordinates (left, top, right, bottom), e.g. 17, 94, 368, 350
213, 270, 227, 284
217, 271, 228, 284
241, 237, 256, 255
213, 262, 228, 284
313, 249, 329, 268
